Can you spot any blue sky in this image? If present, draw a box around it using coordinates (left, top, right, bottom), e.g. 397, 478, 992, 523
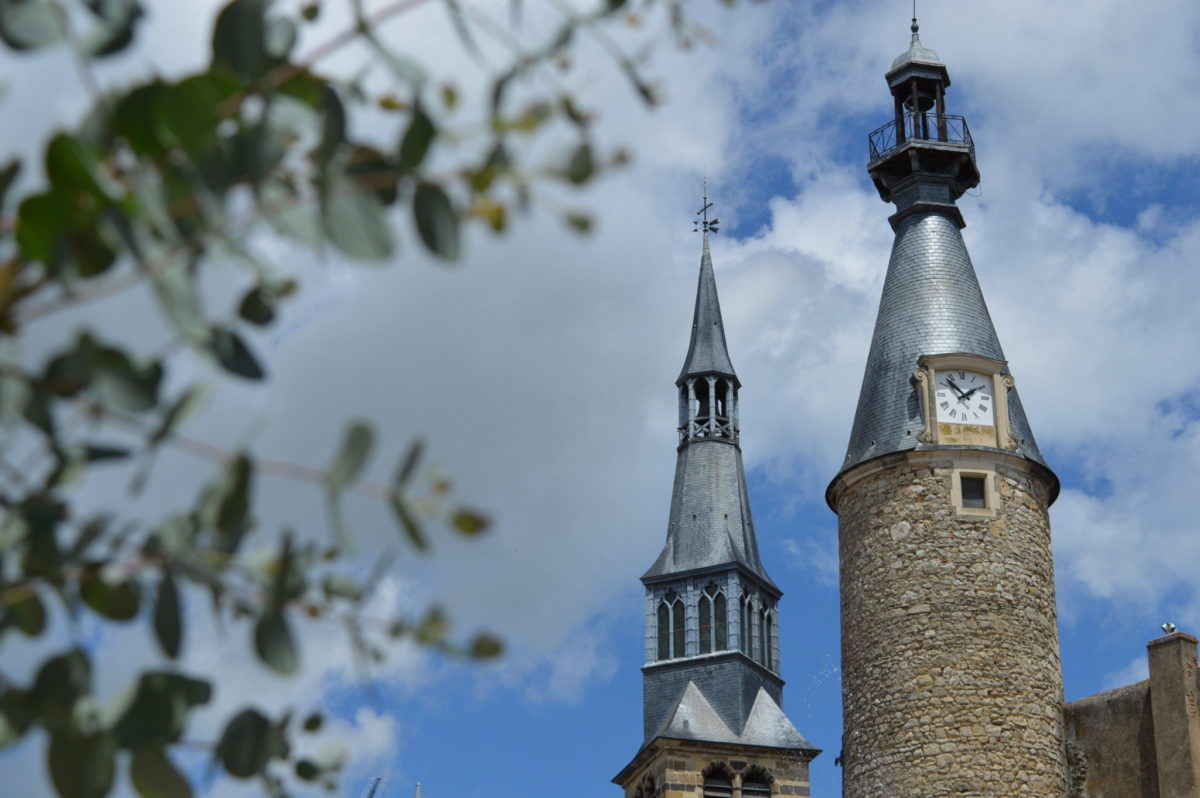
6, 2, 1200, 797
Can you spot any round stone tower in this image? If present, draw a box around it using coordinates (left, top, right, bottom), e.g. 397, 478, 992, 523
826, 20, 1067, 798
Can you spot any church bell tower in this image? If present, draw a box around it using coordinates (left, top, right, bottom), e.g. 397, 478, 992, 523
615, 209, 819, 798
827, 20, 1068, 797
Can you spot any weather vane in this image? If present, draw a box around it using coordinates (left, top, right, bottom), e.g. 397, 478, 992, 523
693, 176, 719, 234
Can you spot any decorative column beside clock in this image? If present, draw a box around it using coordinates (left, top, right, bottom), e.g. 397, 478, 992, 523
827, 21, 1069, 798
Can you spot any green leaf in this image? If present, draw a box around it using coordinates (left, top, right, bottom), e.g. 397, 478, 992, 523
326, 421, 373, 491
0, 1, 65, 51
15, 190, 68, 264
389, 493, 427, 551
260, 178, 321, 243
399, 105, 436, 171
217, 708, 279, 779
0, 689, 35, 749
450, 509, 489, 535
153, 571, 182, 659
45, 133, 118, 199
110, 672, 212, 749
561, 143, 594, 184
130, 746, 192, 798
9, 586, 46, 636
413, 182, 459, 260
32, 649, 92, 733
114, 81, 169, 156
211, 0, 274, 81
207, 327, 265, 380
254, 608, 298, 675
80, 572, 142, 621
469, 632, 503, 659
564, 211, 592, 233
321, 175, 393, 260
237, 285, 276, 326
48, 731, 116, 798
148, 387, 204, 450
154, 72, 240, 154
295, 759, 319, 780
206, 452, 254, 554
301, 712, 322, 732
395, 438, 424, 486
263, 15, 295, 59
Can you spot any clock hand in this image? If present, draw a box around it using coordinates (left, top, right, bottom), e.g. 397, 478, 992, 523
945, 379, 967, 400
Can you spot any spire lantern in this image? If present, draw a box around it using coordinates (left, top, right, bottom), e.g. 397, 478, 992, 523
869, 20, 978, 213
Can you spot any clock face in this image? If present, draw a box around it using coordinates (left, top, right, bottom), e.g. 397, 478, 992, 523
934, 370, 994, 425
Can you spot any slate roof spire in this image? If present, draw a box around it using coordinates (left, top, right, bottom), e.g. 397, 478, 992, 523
644, 231, 770, 585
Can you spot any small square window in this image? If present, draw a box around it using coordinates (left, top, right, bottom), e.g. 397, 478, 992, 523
961, 476, 986, 508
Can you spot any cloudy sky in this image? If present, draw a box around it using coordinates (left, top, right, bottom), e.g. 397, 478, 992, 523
5, 1, 1200, 797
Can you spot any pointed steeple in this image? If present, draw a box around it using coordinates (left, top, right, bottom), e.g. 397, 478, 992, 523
644, 233, 769, 585
677, 233, 738, 385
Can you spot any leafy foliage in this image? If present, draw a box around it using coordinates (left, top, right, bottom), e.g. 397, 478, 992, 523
0, 0, 752, 796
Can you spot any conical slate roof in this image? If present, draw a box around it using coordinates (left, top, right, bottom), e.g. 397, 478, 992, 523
677, 233, 738, 384
837, 213, 1046, 475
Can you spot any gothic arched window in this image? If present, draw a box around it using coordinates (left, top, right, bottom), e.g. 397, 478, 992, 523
740, 590, 753, 655
702, 764, 733, 798
714, 591, 727, 651
758, 606, 768, 665
658, 590, 685, 660
698, 582, 726, 655
763, 609, 773, 670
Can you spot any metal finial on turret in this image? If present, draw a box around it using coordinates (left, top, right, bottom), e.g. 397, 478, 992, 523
692, 176, 719, 234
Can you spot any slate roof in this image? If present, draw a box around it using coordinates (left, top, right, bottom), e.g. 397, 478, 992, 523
656, 682, 817, 751
643, 437, 775, 588
891, 20, 943, 71
678, 233, 738, 384
837, 212, 1047, 476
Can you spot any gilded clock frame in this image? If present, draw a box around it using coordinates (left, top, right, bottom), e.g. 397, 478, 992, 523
913, 353, 1017, 450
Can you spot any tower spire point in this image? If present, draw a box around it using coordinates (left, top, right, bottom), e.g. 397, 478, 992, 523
693, 176, 719, 234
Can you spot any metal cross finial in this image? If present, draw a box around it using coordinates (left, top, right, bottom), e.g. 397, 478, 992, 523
693, 177, 719, 234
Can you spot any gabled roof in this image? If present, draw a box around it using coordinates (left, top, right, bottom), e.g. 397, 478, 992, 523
655, 682, 817, 752
677, 233, 738, 384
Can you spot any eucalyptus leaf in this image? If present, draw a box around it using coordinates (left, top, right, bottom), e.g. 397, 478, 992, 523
111, 672, 211, 749
130, 746, 192, 798
413, 182, 459, 260
259, 179, 321, 243
0, 158, 20, 211
48, 731, 116, 798
389, 493, 427, 551
153, 570, 182, 659
395, 438, 424, 486
9, 586, 46, 636
81, 0, 144, 58
80, 572, 142, 621
32, 648, 92, 733
450, 509, 489, 536
217, 708, 279, 779
321, 176, 393, 260
211, 0, 273, 81
253, 608, 298, 675
0, 1, 65, 51
208, 452, 253, 554
399, 105, 436, 171
561, 143, 594, 184
207, 327, 265, 380
326, 421, 373, 491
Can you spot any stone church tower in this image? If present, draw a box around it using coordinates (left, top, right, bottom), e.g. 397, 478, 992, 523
826, 21, 1067, 797
614, 231, 821, 798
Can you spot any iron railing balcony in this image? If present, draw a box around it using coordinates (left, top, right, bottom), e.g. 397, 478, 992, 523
868, 111, 974, 162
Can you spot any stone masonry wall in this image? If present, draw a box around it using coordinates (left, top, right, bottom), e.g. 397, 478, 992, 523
618, 739, 813, 798
837, 454, 1066, 797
